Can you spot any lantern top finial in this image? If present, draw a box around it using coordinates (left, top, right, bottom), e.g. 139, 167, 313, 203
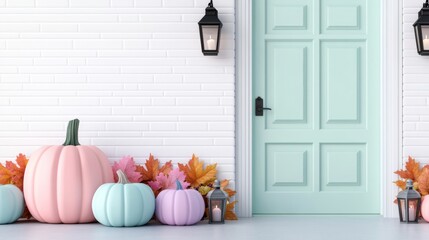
213, 179, 220, 188
406, 179, 413, 189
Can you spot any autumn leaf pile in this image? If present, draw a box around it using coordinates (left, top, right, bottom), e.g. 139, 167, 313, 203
0, 152, 238, 221
112, 154, 238, 220
0, 153, 31, 219
394, 156, 429, 196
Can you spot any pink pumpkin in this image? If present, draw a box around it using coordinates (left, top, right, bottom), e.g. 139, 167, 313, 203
422, 196, 429, 222
24, 119, 114, 224
156, 180, 205, 225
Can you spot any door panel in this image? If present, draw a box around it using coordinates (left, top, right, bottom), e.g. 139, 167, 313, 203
266, 143, 313, 192
253, 0, 380, 214
266, 0, 313, 34
266, 41, 313, 129
321, 0, 366, 34
321, 41, 366, 129
320, 143, 366, 192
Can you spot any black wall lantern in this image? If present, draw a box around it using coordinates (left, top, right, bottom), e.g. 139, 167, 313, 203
198, 0, 223, 56
414, 0, 429, 55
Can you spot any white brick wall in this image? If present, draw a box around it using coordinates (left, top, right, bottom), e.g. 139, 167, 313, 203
0, 0, 235, 182
403, 0, 429, 164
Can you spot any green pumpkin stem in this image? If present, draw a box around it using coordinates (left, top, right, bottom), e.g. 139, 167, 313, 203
176, 179, 183, 190
116, 170, 130, 184
63, 119, 80, 146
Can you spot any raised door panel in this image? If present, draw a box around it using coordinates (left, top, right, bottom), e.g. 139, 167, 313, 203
320, 143, 366, 192
266, 41, 313, 129
320, 41, 366, 129
321, 0, 366, 34
266, 0, 314, 34
266, 143, 313, 192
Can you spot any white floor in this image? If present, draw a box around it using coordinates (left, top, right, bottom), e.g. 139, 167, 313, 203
2, 216, 429, 240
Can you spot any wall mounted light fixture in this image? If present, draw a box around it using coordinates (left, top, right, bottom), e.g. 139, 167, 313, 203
198, 0, 223, 56
414, 0, 429, 55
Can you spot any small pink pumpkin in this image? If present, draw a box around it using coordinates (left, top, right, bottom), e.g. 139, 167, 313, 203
24, 119, 114, 224
156, 180, 205, 225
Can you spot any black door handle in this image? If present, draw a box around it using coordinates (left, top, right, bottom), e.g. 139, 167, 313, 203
255, 96, 272, 116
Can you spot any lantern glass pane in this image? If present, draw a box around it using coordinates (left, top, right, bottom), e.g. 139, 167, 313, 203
398, 198, 405, 221
415, 25, 422, 52
422, 26, 429, 50
201, 25, 219, 51
209, 199, 223, 222
399, 199, 418, 222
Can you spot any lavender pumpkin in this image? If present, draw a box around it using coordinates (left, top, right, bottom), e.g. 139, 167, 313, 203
155, 180, 205, 226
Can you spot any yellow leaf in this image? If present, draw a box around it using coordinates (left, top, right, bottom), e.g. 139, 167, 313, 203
178, 154, 217, 188
198, 185, 212, 196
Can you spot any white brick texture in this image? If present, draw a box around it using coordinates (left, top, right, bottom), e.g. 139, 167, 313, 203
403, 0, 429, 165
0, 0, 235, 182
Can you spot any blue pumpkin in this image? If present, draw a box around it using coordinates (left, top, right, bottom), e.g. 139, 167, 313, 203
0, 184, 24, 224
92, 170, 155, 227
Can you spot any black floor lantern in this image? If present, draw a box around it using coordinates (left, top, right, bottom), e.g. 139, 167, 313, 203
397, 179, 421, 223
198, 0, 223, 56
414, 0, 429, 55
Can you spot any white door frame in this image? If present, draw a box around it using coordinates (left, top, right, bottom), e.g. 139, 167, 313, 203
235, 0, 403, 218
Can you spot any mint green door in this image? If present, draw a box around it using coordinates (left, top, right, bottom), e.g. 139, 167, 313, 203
253, 0, 380, 214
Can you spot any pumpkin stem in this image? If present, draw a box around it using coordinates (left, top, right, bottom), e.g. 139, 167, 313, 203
63, 119, 80, 146
117, 170, 130, 184
176, 179, 183, 190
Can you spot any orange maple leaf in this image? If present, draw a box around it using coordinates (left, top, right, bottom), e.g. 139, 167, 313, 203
223, 188, 236, 198
0, 154, 28, 191
0, 163, 12, 184
394, 180, 406, 191
178, 154, 217, 188
11, 154, 29, 191
394, 156, 422, 181
220, 179, 236, 198
221, 179, 229, 188
418, 167, 429, 196
225, 201, 238, 220
159, 161, 173, 175
136, 154, 172, 183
